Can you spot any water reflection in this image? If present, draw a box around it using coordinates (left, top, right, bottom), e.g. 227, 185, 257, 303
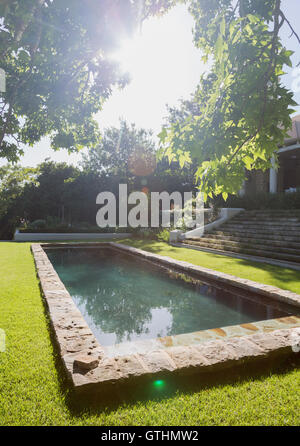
46, 248, 290, 346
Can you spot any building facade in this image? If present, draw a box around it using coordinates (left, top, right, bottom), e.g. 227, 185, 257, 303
243, 115, 300, 195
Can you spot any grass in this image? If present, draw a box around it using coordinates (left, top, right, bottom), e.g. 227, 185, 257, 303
122, 238, 300, 294
0, 241, 299, 426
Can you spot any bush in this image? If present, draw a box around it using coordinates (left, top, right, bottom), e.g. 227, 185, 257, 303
19, 225, 138, 234
131, 227, 171, 242
156, 228, 170, 242
213, 189, 300, 210
45, 216, 61, 227
27, 219, 47, 229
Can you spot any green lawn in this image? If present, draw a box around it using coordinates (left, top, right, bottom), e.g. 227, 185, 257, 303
0, 241, 299, 426
122, 239, 300, 294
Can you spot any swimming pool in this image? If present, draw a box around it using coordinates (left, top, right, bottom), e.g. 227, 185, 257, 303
46, 246, 297, 347
32, 242, 300, 393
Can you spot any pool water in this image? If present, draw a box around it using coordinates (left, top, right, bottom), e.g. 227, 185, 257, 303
46, 248, 293, 346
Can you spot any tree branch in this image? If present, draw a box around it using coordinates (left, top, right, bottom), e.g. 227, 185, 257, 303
1, 0, 44, 60
279, 10, 300, 66
227, 0, 282, 166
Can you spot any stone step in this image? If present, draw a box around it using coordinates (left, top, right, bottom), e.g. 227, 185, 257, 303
185, 237, 300, 256
213, 230, 300, 243
229, 215, 300, 221
182, 239, 300, 263
203, 233, 300, 249
232, 215, 300, 222
233, 216, 300, 223
182, 209, 300, 264
223, 221, 300, 229
220, 224, 300, 235
222, 227, 300, 236
234, 209, 300, 215
240, 210, 300, 215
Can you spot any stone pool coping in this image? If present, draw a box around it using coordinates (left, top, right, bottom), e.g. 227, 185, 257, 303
31, 242, 300, 393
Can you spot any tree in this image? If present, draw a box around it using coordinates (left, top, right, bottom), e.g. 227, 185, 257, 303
0, 0, 174, 161
0, 163, 37, 238
0, 154, 196, 239
22, 160, 80, 222
80, 119, 196, 196
0, 163, 37, 218
81, 120, 157, 181
159, 0, 300, 200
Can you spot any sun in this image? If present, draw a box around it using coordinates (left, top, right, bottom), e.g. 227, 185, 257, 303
100, 5, 205, 135
111, 20, 165, 80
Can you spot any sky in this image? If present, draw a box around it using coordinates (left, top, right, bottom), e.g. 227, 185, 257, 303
4, 0, 300, 168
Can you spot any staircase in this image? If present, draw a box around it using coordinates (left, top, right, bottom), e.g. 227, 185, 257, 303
182, 210, 300, 265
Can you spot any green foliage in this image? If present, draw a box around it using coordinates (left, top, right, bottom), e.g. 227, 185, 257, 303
81, 120, 156, 180
0, 164, 38, 238
0, 0, 174, 161
160, 0, 298, 200
0, 143, 196, 238
20, 225, 137, 234
0, 161, 82, 237
131, 227, 171, 242
27, 219, 46, 229
0, 164, 37, 218
217, 189, 300, 210
156, 228, 171, 242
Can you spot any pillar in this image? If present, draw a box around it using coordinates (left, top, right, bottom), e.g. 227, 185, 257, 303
269, 156, 278, 193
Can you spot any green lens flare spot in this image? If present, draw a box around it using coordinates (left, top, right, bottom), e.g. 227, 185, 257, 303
153, 379, 165, 388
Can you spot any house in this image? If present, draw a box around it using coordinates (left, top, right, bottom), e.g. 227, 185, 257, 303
242, 114, 300, 195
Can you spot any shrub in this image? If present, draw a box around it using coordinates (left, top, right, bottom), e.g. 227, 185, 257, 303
156, 228, 170, 242
45, 216, 61, 227
28, 219, 47, 229
213, 189, 300, 210
19, 225, 138, 234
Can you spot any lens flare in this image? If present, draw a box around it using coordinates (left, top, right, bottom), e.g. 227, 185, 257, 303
153, 379, 165, 389
128, 148, 156, 177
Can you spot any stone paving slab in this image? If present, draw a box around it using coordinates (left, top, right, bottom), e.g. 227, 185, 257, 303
31, 242, 300, 394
